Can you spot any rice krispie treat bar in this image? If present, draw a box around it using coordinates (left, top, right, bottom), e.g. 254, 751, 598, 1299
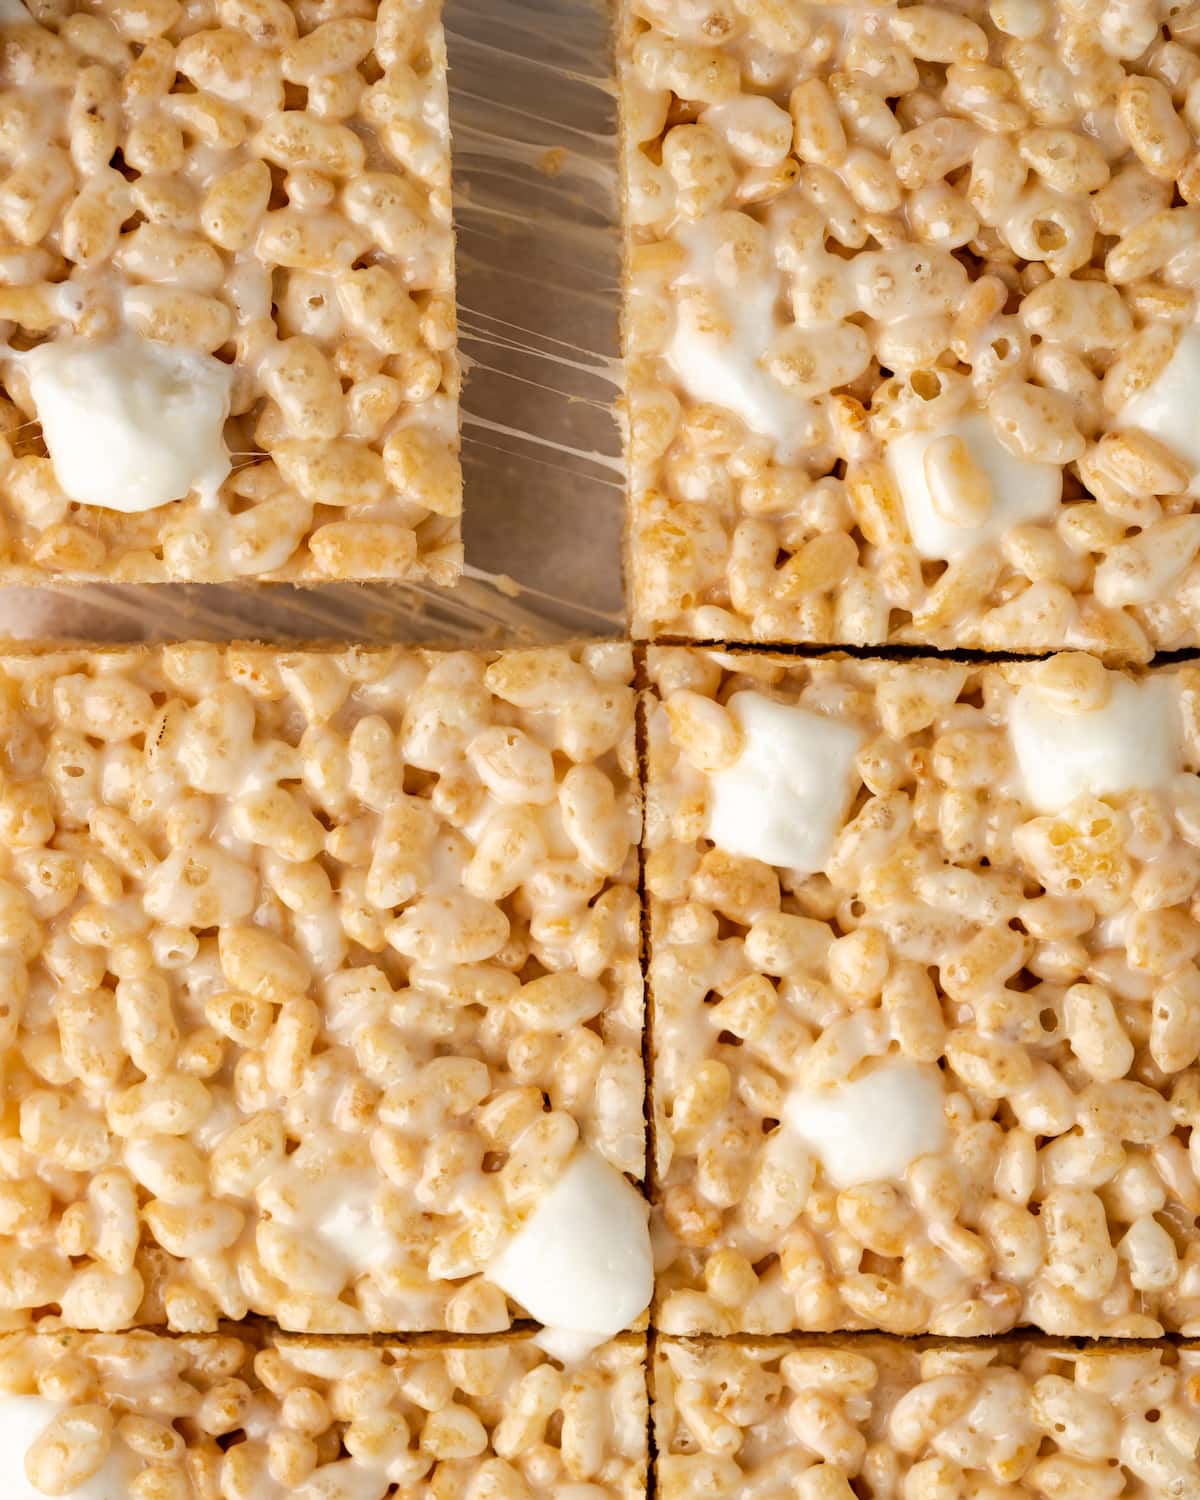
655, 1335, 1200, 1500
648, 647, 1200, 1338
0, 643, 650, 1350
0, 1327, 648, 1500
622, 0, 1200, 655
0, 0, 461, 583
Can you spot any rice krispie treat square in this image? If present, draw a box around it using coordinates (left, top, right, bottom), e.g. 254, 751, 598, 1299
0, 643, 649, 1347
654, 1335, 1200, 1500
648, 646, 1200, 1338
0, 1328, 649, 1500
0, 0, 461, 583
622, 0, 1200, 655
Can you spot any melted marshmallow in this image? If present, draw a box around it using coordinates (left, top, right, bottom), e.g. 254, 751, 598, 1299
487, 1147, 652, 1361
258, 1142, 395, 1278
294, 1461, 389, 1500
315, 1175, 396, 1275
699, 97, 793, 167
785, 1060, 947, 1189
1119, 327, 1200, 493
666, 219, 808, 461
706, 691, 863, 873
1009, 677, 1179, 813
886, 412, 1061, 559
22, 334, 232, 512
0, 1395, 138, 1499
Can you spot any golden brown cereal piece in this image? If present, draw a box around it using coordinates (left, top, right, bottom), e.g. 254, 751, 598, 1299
0, 0, 461, 582
0, 1328, 648, 1500
0, 643, 642, 1334
648, 648, 1200, 1338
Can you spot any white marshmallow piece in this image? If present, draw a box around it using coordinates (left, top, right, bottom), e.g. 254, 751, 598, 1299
487, 1147, 652, 1361
257, 1141, 395, 1279
313, 1177, 395, 1277
706, 691, 864, 874
1119, 327, 1200, 494
0, 1395, 138, 1499
1009, 676, 1180, 814
0, 0, 29, 22
784, 1060, 947, 1189
22, 333, 232, 513
886, 411, 1061, 560
666, 218, 809, 461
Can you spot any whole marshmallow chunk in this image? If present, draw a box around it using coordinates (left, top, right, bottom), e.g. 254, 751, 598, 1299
785, 1060, 947, 1189
1009, 676, 1179, 813
1119, 328, 1200, 492
886, 411, 1061, 559
706, 691, 864, 874
0, 1395, 137, 1499
487, 1147, 652, 1360
22, 334, 232, 513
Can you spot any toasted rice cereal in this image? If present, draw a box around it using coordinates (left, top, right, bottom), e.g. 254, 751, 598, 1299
0, 0, 460, 583
648, 646, 1200, 1337
622, 0, 1200, 655
0, 642, 643, 1334
0, 1327, 648, 1499
655, 1335, 1200, 1500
